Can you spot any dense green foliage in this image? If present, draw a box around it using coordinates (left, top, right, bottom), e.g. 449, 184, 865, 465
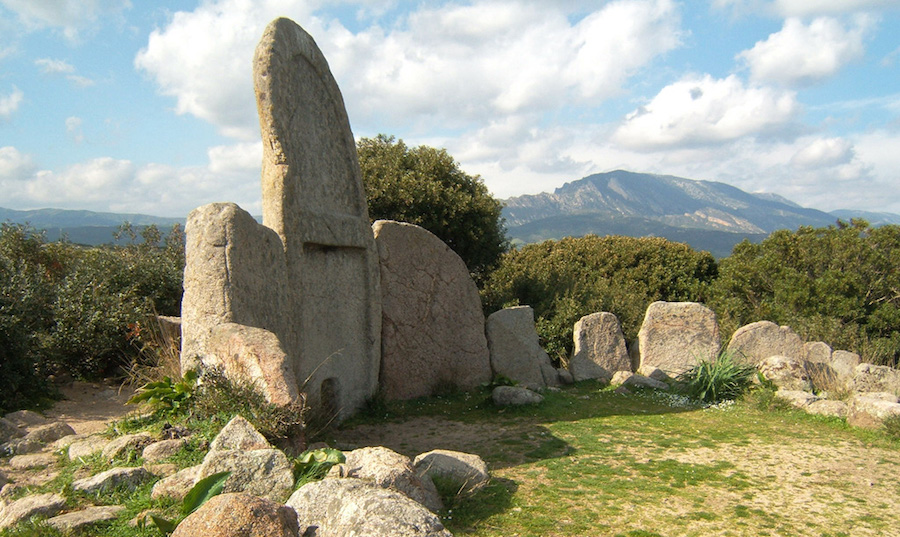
481, 235, 718, 359
676, 352, 758, 403
709, 220, 900, 366
357, 134, 508, 278
0, 223, 184, 412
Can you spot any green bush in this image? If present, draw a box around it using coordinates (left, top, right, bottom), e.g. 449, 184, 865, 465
481, 235, 717, 359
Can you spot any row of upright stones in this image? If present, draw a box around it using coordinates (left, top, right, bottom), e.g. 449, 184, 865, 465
180, 17, 566, 422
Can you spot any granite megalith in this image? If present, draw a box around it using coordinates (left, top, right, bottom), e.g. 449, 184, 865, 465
181, 18, 381, 420
569, 312, 630, 382
486, 306, 559, 389
374, 220, 491, 400
636, 301, 720, 377
727, 321, 805, 366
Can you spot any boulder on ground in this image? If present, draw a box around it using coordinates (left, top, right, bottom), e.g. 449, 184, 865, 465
172, 493, 299, 537
143, 438, 187, 463
9, 453, 56, 470
774, 390, 819, 408
0, 493, 66, 530
68, 435, 109, 460
848, 392, 900, 429
72, 466, 152, 494
852, 363, 900, 395
805, 399, 849, 418
0, 419, 22, 445
329, 446, 443, 513
610, 371, 669, 390
491, 386, 543, 406
287, 478, 452, 537
46, 505, 125, 532
569, 312, 631, 382
727, 321, 805, 366
102, 432, 154, 461
637, 302, 720, 377
199, 449, 294, 502
804, 341, 833, 364
414, 450, 490, 495
152, 465, 201, 501
209, 415, 271, 452
374, 220, 492, 400
3, 410, 49, 429
486, 306, 557, 389
758, 355, 812, 392
831, 351, 860, 380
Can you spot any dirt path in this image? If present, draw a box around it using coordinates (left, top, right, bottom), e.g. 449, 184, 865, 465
43, 380, 137, 435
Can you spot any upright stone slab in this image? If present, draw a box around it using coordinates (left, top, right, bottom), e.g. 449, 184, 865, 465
373, 220, 491, 400
569, 312, 630, 382
637, 301, 720, 376
182, 18, 380, 421
486, 306, 558, 389
726, 321, 805, 366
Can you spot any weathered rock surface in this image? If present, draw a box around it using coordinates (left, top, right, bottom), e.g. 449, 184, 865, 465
414, 450, 490, 495
102, 432, 153, 461
72, 466, 152, 494
806, 399, 849, 418
758, 355, 813, 392
487, 306, 557, 389
805, 341, 833, 364
610, 371, 669, 390
68, 435, 109, 460
329, 446, 442, 512
491, 386, 544, 406
172, 493, 300, 537
848, 392, 900, 429
152, 465, 201, 501
775, 390, 819, 408
569, 312, 630, 381
374, 220, 491, 400
9, 452, 56, 470
637, 302, 720, 376
0, 493, 66, 529
0, 419, 22, 445
207, 323, 301, 407
143, 438, 186, 463
852, 363, 900, 395
24, 421, 76, 444
46, 505, 125, 532
3, 410, 49, 429
199, 449, 294, 501
287, 478, 453, 537
831, 351, 860, 380
209, 415, 271, 452
727, 321, 805, 366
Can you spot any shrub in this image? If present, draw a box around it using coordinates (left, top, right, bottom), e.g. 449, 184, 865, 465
676, 352, 757, 403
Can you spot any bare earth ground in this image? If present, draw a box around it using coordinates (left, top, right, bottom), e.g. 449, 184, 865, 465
44, 380, 137, 434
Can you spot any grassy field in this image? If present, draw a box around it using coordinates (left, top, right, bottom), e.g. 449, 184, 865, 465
329, 383, 900, 537
2, 382, 899, 536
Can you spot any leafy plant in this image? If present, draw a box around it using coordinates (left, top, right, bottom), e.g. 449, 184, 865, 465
677, 352, 756, 403
293, 447, 345, 487
149, 470, 231, 534
127, 370, 198, 414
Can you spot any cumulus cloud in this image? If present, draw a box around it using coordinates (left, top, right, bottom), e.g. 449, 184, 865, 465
0, 86, 23, 120
790, 137, 854, 168
0, 0, 131, 41
135, 0, 682, 139
738, 17, 872, 86
0, 143, 262, 216
713, 0, 897, 17
612, 74, 799, 150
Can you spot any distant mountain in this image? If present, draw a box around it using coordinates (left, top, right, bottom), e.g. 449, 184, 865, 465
503, 170, 851, 257
0, 207, 185, 245
829, 209, 900, 227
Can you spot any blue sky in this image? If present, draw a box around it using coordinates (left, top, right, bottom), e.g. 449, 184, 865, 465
1, 0, 898, 217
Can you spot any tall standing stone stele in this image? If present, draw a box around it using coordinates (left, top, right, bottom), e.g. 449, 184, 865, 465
181, 17, 381, 420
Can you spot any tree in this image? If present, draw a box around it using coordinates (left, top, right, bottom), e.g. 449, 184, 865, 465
357, 134, 508, 279
709, 220, 900, 366
481, 235, 718, 359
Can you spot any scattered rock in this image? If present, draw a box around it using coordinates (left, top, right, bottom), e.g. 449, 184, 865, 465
3, 410, 49, 429
68, 435, 110, 461
0, 493, 66, 529
374, 220, 492, 400
414, 449, 490, 495
487, 306, 557, 389
1, 437, 42, 456
143, 438, 186, 463
848, 392, 900, 429
775, 390, 819, 408
102, 432, 154, 461
806, 400, 849, 418
758, 355, 813, 392
610, 371, 668, 390
209, 415, 271, 452
0, 419, 23, 445
172, 493, 299, 537
491, 386, 544, 406
330, 446, 442, 512
637, 301, 721, 377
831, 351, 860, 381
569, 312, 631, 382
287, 478, 453, 537
22, 421, 76, 444
144, 463, 178, 477
9, 452, 57, 470
852, 363, 900, 395
152, 465, 201, 501
557, 368, 575, 385
727, 321, 805, 366
72, 466, 152, 494
46, 505, 125, 532
805, 341, 833, 364
199, 449, 294, 502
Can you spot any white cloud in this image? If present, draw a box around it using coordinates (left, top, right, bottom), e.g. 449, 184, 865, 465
0, 0, 131, 41
738, 17, 871, 86
713, 0, 897, 17
0, 86, 23, 120
35, 57, 96, 87
135, 0, 682, 140
612, 74, 799, 150
65, 116, 83, 144
0, 146, 35, 178
790, 137, 854, 168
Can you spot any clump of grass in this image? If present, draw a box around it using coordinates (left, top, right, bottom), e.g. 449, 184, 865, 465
807, 362, 853, 400
883, 415, 900, 440
677, 352, 757, 404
